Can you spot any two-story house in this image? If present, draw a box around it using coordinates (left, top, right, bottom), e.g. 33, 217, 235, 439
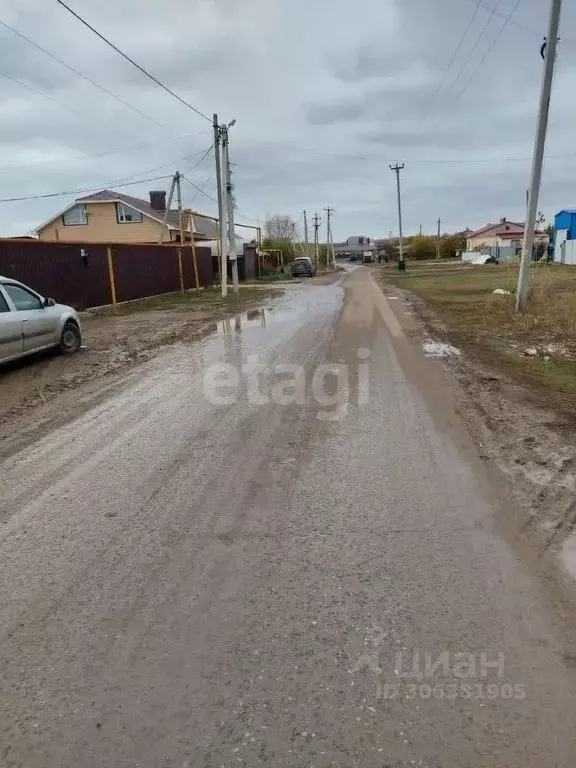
35, 188, 218, 244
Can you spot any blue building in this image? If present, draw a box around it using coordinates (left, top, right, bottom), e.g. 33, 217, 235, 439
554, 210, 576, 264
555, 210, 576, 239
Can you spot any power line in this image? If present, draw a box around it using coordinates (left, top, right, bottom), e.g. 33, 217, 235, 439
0, 68, 91, 124
0, 130, 211, 173
455, 0, 525, 103
0, 150, 212, 203
448, 0, 505, 90
0, 19, 168, 130
55, 0, 212, 123
425, 0, 483, 114
181, 175, 262, 224
459, 0, 543, 39
182, 144, 214, 176
181, 175, 218, 205
0, 174, 172, 203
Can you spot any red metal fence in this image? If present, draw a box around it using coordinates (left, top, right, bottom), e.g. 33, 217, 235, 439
0, 239, 215, 310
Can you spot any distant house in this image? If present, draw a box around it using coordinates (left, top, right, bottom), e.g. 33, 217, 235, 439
466, 218, 526, 253
334, 235, 376, 258
35, 188, 219, 244
554, 210, 576, 264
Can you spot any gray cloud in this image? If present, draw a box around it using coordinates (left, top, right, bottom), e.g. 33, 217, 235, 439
0, 0, 575, 239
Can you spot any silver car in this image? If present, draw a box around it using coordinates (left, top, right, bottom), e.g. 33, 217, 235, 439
0, 277, 82, 364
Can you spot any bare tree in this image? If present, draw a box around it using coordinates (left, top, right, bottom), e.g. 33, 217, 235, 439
265, 214, 297, 242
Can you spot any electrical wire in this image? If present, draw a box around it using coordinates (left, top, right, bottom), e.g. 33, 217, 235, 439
455, 0, 525, 104
0, 130, 211, 173
0, 174, 172, 203
0, 69, 91, 124
459, 0, 541, 39
181, 175, 218, 205
448, 0, 505, 89
424, 0, 483, 116
56, 0, 212, 123
182, 144, 214, 176
0, 150, 211, 203
0, 19, 168, 130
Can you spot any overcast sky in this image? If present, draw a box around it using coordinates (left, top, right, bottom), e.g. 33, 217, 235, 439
0, 0, 575, 240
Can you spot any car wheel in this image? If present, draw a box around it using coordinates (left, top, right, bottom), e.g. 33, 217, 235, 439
59, 321, 81, 354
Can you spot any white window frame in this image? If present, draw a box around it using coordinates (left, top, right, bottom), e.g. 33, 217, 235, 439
62, 204, 87, 226
116, 202, 143, 224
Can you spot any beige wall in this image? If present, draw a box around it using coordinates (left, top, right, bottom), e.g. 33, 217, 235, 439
467, 233, 523, 250
38, 202, 166, 243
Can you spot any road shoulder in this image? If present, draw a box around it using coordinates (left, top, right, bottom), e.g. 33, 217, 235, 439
371, 266, 576, 604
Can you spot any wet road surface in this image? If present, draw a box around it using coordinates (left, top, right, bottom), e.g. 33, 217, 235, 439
1, 267, 576, 767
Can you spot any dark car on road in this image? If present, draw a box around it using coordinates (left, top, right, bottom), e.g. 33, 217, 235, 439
291, 257, 317, 278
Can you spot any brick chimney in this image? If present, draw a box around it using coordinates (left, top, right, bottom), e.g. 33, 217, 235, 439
149, 190, 167, 211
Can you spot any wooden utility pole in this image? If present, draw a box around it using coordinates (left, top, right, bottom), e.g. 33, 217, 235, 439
436, 217, 441, 262
158, 172, 177, 244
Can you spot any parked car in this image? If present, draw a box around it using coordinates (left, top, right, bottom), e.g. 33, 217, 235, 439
291, 257, 317, 278
362, 252, 373, 264
0, 277, 82, 364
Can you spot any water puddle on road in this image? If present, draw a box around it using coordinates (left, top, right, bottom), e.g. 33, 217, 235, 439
216, 308, 268, 335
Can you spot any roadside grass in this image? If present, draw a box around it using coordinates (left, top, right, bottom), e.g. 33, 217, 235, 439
377, 261, 576, 408
86, 286, 280, 317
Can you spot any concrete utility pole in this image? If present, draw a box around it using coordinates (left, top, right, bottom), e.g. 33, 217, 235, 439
516, 0, 562, 311
312, 213, 321, 266
436, 217, 441, 262
303, 210, 309, 260
213, 113, 227, 297
222, 120, 239, 295
390, 163, 406, 270
324, 207, 335, 267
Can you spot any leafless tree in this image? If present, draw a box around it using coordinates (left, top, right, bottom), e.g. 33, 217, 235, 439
265, 214, 297, 242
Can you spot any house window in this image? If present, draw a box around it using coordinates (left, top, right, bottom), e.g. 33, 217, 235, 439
62, 204, 87, 226
116, 202, 142, 223
359, 237, 364, 245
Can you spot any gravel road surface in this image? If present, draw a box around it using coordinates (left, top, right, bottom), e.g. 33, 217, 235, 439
1, 266, 576, 767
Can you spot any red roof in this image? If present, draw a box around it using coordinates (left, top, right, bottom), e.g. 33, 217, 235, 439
468, 220, 524, 238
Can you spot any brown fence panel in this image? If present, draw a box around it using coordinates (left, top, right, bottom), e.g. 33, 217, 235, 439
0, 239, 217, 310
180, 246, 196, 290
194, 247, 215, 287
111, 245, 182, 303
0, 240, 110, 310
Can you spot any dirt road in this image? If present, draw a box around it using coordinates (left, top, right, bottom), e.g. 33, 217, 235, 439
1, 267, 576, 767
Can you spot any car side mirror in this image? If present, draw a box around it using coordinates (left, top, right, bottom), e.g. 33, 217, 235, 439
44, 298, 56, 307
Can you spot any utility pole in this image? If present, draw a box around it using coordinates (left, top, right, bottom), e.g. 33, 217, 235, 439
419, 224, 423, 236
303, 210, 309, 260
222, 120, 239, 294
175, 172, 184, 246
516, 0, 562, 311
324, 207, 335, 267
213, 113, 227, 297
158, 172, 177, 244
436, 217, 441, 262
312, 213, 321, 266
390, 163, 406, 271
